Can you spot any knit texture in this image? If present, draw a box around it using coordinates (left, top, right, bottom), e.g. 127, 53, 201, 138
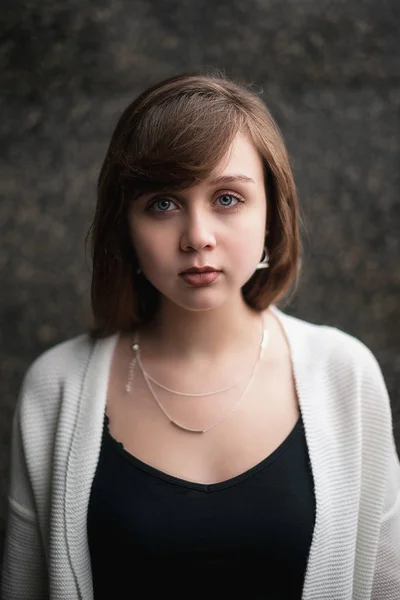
1, 306, 400, 599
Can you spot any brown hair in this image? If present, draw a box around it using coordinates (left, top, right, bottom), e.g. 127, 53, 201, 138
88, 69, 304, 337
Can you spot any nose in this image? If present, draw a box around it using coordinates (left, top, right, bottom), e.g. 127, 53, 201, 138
179, 210, 217, 253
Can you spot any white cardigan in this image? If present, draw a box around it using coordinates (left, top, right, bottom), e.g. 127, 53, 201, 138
1, 306, 400, 599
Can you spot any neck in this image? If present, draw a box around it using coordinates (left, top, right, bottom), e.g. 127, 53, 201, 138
141, 297, 265, 361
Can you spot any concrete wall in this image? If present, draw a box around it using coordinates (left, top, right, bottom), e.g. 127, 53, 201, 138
1, 0, 399, 562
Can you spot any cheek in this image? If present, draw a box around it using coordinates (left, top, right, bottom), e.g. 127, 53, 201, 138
229, 237, 264, 271
130, 223, 173, 272
228, 216, 266, 263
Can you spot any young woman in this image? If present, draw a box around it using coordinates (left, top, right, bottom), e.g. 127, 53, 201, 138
2, 70, 399, 599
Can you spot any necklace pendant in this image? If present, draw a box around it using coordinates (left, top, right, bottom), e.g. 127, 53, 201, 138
170, 420, 204, 434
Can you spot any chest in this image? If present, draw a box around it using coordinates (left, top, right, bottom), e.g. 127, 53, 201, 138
105, 345, 300, 485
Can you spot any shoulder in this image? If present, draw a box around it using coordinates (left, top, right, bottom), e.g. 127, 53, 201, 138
272, 305, 386, 387
25, 334, 95, 380
21, 333, 95, 395
273, 307, 394, 442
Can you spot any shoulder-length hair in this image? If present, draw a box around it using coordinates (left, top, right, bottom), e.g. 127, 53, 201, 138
87, 69, 304, 337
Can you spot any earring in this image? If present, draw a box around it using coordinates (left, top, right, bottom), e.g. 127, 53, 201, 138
136, 267, 142, 275
255, 246, 270, 270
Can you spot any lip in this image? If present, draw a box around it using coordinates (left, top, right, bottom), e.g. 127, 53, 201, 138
180, 270, 221, 287
180, 266, 220, 274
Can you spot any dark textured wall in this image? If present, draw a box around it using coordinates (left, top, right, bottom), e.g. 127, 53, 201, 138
1, 0, 399, 560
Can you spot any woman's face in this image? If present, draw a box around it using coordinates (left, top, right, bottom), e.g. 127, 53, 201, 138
128, 131, 268, 313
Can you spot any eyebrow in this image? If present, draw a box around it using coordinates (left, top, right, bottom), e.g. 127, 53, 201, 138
208, 174, 256, 186
135, 174, 257, 203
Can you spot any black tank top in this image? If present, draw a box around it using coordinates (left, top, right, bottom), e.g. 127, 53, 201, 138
87, 413, 316, 599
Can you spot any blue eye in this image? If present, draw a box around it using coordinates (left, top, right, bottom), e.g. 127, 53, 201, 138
148, 198, 177, 213
217, 194, 240, 207
216, 193, 244, 211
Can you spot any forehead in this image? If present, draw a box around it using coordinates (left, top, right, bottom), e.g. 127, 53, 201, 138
209, 131, 264, 182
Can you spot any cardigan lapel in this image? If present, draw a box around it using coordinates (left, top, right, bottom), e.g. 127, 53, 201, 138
272, 307, 362, 599
64, 333, 119, 600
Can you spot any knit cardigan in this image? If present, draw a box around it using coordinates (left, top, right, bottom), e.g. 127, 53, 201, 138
1, 306, 400, 599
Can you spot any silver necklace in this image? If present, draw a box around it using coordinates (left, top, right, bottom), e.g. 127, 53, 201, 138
127, 358, 247, 397
125, 314, 269, 433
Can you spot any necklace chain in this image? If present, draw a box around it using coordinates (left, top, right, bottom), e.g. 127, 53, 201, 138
126, 314, 269, 433
131, 364, 247, 397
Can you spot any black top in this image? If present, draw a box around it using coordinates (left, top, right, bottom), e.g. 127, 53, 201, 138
87, 413, 316, 599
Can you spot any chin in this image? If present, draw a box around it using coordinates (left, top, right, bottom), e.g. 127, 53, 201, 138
162, 288, 232, 313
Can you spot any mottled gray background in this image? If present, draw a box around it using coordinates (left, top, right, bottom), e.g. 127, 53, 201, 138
1, 0, 399, 565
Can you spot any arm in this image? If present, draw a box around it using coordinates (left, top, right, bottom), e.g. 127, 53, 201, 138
1, 400, 49, 599
352, 339, 400, 599
371, 435, 400, 599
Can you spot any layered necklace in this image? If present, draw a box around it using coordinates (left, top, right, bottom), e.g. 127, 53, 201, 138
125, 314, 269, 434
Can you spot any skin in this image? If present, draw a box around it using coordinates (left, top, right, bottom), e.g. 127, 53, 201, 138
128, 130, 270, 364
